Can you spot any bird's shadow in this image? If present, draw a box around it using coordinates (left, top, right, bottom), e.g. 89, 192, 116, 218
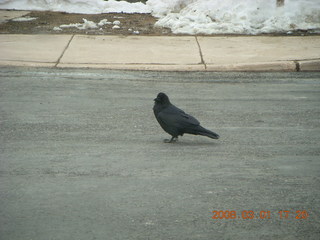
170, 140, 219, 147
150, 138, 220, 147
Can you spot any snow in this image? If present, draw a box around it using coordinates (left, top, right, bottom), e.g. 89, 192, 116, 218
59, 18, 98, 30
57, 18, 113, 30
151, 0, 320, 34
53, 26, 62, 31
12, 17, 38, 22
0, 0, 106, 14
1, 0, 320, 34
102, 0, 150, 13
0, 0, 150, 14
98, 19, 112, 26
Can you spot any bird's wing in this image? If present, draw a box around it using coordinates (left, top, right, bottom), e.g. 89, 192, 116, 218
158, 105, 200, 129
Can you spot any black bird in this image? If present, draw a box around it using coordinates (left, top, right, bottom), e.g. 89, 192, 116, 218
153, 92, 220, 143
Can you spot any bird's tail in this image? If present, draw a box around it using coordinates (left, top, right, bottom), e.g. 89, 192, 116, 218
188, 125, 220, 139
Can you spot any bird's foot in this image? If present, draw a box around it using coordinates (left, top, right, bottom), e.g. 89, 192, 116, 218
163, 137, 178, 143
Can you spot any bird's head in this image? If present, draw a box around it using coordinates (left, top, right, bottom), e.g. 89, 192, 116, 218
154, 92, 170, 105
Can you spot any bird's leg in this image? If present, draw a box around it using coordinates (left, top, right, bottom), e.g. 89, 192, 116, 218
163, 136, 178, 143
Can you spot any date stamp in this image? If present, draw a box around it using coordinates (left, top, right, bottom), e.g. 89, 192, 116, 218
211, 210, 309, 220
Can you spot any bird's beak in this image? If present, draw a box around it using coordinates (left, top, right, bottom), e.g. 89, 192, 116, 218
154, 97, 160, 102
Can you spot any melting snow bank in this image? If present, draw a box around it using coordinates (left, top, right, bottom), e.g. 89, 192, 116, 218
1, 0, 320, 34
151, 0, 320, 34
0, 0, 150, 14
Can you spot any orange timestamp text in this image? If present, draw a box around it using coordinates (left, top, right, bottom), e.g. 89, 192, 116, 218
212, 210, 309, 220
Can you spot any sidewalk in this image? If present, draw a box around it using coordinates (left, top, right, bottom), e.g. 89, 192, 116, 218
0, 34, 319, 71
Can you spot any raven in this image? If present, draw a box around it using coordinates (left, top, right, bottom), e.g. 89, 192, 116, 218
153, 92, 220, 143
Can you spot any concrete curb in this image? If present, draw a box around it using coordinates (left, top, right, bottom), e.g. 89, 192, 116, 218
297, 60, 320, 72
1, 59, 319, 72
205, 61, 297, 72
0, 60, 55, 67
57, 61, 298, 72
57, 63, 205, 71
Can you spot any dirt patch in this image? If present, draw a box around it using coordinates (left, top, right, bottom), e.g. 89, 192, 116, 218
0, 10, 173, 35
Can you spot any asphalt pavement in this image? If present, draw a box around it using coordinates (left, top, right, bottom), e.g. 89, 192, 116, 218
0, 67, 319, 239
